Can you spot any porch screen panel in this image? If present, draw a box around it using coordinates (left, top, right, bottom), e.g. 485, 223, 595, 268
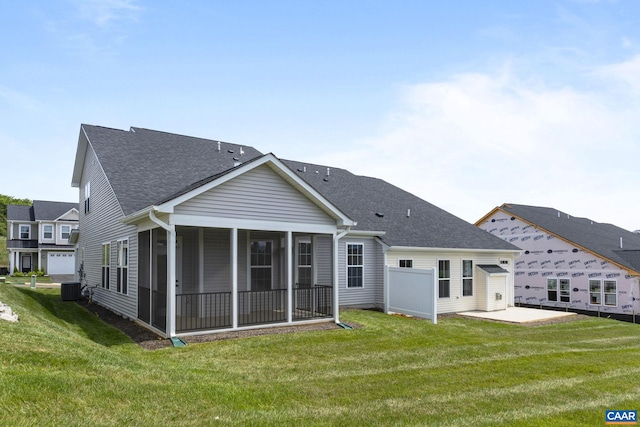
138, 231, 150, 324
152, 229, 167, 333
251, 241, 272, 291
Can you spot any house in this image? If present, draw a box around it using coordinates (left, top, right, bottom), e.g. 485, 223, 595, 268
71, 124, 520, 338
6, 200, 79, 276
476, 203, 640, 318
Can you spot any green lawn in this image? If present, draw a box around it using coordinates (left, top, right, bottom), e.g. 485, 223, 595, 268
1, 284, 639, 426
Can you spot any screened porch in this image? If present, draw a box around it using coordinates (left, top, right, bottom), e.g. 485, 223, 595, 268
137, 226, 335, 335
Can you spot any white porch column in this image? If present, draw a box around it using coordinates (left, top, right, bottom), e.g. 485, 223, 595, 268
167, 226, 177, 337
231, 227, 238, 329
9, 251, 15, 274
287, 231, 293, 323
333, 232, 340, 324
198, 229, 205, 294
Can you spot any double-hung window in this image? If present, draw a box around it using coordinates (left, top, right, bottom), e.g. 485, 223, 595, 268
297, 240, 312, 286
462, 260, 473, 297
590, 279, 617, 306
547, 278, 570, 302
84, 182, 91, 214
347, 243, 364, 288
61, 225, 71, 240
438, 260, 450, 298
43, 224, 53, 240
19, 224, 30, 239
101, 243, 110, 289
251, 240, 272, 291
117, 239, 129, 294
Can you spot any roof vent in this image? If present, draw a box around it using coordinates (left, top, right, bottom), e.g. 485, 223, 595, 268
217, 141, 221, 152
407, 209, 411, 218
228, 149, 234, 154
620, 237, 623, 249
240, 147, 244, 156
323, 178, 329, 182
326, 167, 330, 176
375, 212, 384, 218
557, 211, 560, 218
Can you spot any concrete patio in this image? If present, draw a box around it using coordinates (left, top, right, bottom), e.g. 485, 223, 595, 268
459, 307, 577, 324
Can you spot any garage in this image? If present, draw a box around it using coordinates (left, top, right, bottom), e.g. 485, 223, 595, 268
47, 252, 75, 275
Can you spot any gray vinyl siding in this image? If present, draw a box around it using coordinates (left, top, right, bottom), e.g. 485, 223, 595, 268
338, 237, 384, 308
315, 235, 333, 287
77, 142, 138, 320
175, 165, 335, 225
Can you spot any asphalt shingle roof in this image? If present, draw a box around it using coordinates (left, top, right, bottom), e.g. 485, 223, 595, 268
82, 125, 263, 215
7, 201, 78, 222
80, 124, 519, 251
498, 203, 640, 273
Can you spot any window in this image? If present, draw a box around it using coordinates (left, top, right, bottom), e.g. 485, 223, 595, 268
251, 241, 272, 291
84, 182, 91, 214
117, 239, 129, 294
399, 259, 413, 268
591, 279, 617, 306
43, 224, 53, 239
19, 224, 30, 239
438, 260, 450, 298
101, 243, 110, 289
547, 278, 570, 302
61, 225, 71, 240
347, 243, 364, 288
297, 240, 312, 286
604, 280, 617, 306
462, 260, 473, 297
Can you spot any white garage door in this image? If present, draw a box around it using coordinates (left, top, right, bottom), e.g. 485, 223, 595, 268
48, 252, 75, 275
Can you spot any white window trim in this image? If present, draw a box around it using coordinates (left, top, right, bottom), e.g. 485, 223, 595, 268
117, 238, 129, 295
603, 280, 617, 307
102, 242, 111, 290
462, 259, 473, 297
60, 224, 71, 240
295, 238, 312, 286
346, 242, 364, 289
19, 224, 31, 240
398, 259, 413, 268
547, 277, 571, 303
438, 259, 451, 299
42, 224, 54, 240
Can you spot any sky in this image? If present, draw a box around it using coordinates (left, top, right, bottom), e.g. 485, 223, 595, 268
1, 0, 639, 231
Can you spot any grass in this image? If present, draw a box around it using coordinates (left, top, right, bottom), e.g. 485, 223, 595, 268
1, 284, 639, 426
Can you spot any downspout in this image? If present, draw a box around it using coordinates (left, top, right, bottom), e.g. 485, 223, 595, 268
149, 210, 176, 338
333, 226, 351, 324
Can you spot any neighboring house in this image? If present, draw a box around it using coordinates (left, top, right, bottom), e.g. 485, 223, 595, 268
477, 203, 640, 318
6, 200, 79, 275
71, 124, 520, 338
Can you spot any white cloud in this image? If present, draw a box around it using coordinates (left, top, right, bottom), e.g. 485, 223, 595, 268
72, 0, 142, 28
314, 60, 640, 230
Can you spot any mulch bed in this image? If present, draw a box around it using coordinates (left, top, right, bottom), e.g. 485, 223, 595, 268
75, 298, 352, 350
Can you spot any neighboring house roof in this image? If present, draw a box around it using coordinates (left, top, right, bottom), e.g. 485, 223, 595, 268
479, 203, 640, 274
73, 124, 520, 251
32, 200, 78, 221
7, 201, 78, 222
7, 205, 33, 221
